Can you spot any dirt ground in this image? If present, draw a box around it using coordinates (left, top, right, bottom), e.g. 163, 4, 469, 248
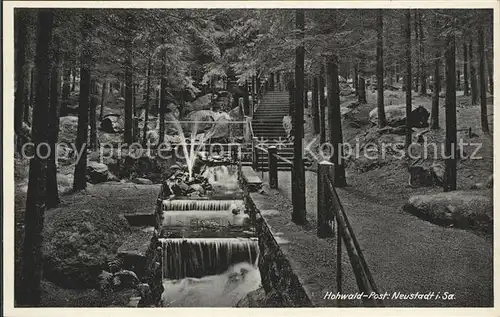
256, 88, 493, 307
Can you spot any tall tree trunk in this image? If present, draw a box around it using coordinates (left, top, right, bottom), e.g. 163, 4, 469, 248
312, 76, 320, 134
478, 25, 489, 134
405, 10, 413, 147
89, 82, 98, 151
326, 55, 347, 187
469, 40, 479, 105
154, 88, 160, 117
99, 81, 106, 121
243, 81, 250, 115
292, 9, 306, 225
487, 56, 493, 94
26, 67, 35, 124
376, 9, 386, 128
46, 34, 60, 209
15, 10, 28, 136
414, 11, 420, 93
319, 67, 326, 144
251, 75, 256, 115
19, 9, 53, 307
463, 42, 470, 96
353, 62, 359, 95
418, 12, 426, 95
61, 54, 71, 116
444, 24, 457, 192
71, 67, 76, 92
73, 18, 92, 191
124, 15, 134, 144
358, 72, 367, 103
304, 83, 308, 109
159, 42, 167, 144
431, 47, 441, 130
132, 83, 138, 142
142, 49, 152, 146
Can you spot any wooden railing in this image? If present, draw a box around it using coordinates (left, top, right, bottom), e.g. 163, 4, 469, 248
251, 152, 383, 307
316, 161, 383, 307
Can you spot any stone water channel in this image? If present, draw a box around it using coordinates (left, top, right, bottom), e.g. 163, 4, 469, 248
123, 163, 262, 307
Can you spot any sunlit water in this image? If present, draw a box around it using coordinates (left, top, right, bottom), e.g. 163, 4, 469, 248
172, 119, 208, 180
202, 165, 240, 194
161, 262, 261, 307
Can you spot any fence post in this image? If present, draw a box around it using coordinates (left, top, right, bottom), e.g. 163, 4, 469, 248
268, 146, 278, 189
252, 137, 258, 171
317, 161, 335, 238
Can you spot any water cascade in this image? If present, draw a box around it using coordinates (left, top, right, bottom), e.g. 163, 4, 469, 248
162, 199, 244, 211
160, 238, 259, 279
161, 262, 261, 307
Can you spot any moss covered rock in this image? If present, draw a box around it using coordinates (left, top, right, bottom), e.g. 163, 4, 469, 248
43, 207, 131, 289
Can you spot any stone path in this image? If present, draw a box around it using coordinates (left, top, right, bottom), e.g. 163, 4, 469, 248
261, 171, 493, 307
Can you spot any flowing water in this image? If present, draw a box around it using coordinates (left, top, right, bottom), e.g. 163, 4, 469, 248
172, 119, 207, 180
202, 165, 241, 194
162, 200, 244, 211
160, 238, 260, 307
158, 124, 260, 307
160, 238, 258, 279
161, 262, 261, 307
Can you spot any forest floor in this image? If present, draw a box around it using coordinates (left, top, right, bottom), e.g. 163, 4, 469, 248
14, 180, 160, 307
259, 87, 493, 306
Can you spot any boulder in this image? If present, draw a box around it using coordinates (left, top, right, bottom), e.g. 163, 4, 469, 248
369, 104, 430, 128
183, 110, 216, 133
131, 177, 153, 185
229, 106, 244, 121
205, 116, 230, 140
186, 94, 216, 112
113, 270, 140, 290
100, 114, 123, 133
472, 174, 493, 189
86, 162, 110, 184
145, 129, 160, 145
408, 161, 444, 187
98, 270, 114, 293
42, 208, 131, 288
59, 116, 80, 143
403, 190, 493, 233
189, 183, 205, 195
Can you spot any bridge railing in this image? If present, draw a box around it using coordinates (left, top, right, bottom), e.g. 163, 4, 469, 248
317, 161, 383, 307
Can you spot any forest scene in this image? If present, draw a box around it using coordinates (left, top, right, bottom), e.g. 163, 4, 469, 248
11, 7, 493, 309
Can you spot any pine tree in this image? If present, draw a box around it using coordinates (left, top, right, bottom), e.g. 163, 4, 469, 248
376, 9, 386, 128
312, 76, 320, 134
292, 9, 306, 225
124, 13, 134, 144
319, 66, 327, 144
19, 9, 54, 306
15, 10, 28, 139
73, 16, 93, 191
430, 14, 440, 130
463, 42, 469, 96
444, 20, 457, 192
46, 32, 60, 209
405, 10, 413, 147
327, 55, 347, 187
469, 39, 479, 105
478, 23, 489, 134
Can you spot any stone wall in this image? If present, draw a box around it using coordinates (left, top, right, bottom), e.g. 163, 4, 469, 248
240, 164, 312, 307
